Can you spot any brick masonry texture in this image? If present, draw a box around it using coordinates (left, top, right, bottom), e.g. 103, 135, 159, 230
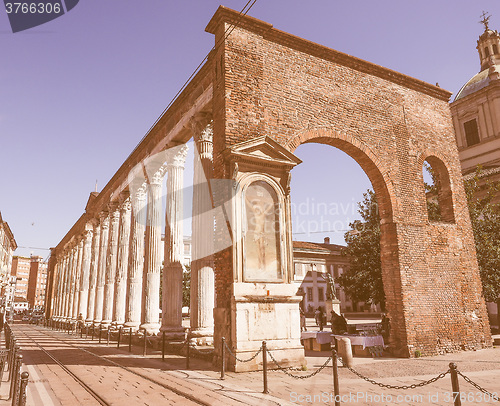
207, 7, 491, 357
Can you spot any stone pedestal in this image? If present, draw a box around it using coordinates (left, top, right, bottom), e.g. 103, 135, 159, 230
226, 284, 305, 372
326, 299, 341, 321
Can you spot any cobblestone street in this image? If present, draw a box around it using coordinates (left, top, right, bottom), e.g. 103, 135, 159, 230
1, 323, 499, 405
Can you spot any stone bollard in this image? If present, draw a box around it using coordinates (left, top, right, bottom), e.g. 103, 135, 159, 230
337, 337, 354, 368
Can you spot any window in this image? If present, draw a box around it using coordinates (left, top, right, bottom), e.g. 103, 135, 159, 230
485, 47, 490, 57
464, 119, 480, 147
318, 287, 324, 302
307, 287, 313, 301
494, 44, 499, 55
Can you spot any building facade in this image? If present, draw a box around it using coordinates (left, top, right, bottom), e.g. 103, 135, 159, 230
0, 212, 17, 291
27, 256, 48, 310
10, 256, 30, 301
450, 14, 500, 327
293, 238, 379, 316
11, 255, 48, 310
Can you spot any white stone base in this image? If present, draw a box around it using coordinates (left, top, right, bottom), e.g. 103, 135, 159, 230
225, 292, 305, 372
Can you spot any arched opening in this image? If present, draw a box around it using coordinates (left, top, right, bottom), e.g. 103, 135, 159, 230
422, 156, 455, 223
287, 130, 399, 345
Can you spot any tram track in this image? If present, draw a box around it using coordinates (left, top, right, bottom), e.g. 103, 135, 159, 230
15, 325, 212, 406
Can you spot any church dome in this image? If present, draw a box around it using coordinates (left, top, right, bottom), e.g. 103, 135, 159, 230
454, 66, 498, 101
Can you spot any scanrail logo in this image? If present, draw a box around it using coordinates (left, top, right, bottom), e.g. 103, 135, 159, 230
3, 0, 79, 33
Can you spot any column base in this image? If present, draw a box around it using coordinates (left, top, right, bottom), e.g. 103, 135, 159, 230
160, 326, 186, 341
189, 327, 214, 345
123, 321, 141, 332
140, 323, 160, 335
100, 320, 112, 328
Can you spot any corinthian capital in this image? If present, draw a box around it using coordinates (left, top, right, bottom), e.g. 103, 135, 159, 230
166, 144, 189, 169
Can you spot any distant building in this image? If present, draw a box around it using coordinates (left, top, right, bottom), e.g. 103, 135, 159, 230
450, 13, 500, 327
27, 256, 48, 310
11, 255, 48, 309
292, 237, 379, 315
0, 212, 17, 290
450, 15, 500, 179
10, 257, 30, 301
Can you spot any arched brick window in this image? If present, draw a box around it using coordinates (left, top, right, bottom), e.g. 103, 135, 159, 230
422, 157, 455, 223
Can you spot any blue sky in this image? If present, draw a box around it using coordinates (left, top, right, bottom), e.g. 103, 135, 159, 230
1, 0, 498, 258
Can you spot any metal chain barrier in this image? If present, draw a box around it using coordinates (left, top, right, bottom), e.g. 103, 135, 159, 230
267, 348, 332, 379
336, 355, 450, 390
457, 370, 500, 401
223, 340, 262, 363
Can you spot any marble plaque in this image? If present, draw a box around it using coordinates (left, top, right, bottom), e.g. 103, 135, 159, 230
243, 181, 282, 281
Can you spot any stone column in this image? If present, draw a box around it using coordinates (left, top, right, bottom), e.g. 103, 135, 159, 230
94, 212, 109, 324
124, 184, 146, 330
78, 224, 93, 322
55, 255, 66, 319
113, 194, 131, 326
141, 162, 168, 335
190, 124, 215, 344
65, 246, 75, 319
86, 219, 100, 323
161, 144, 189, 339
72, 239, 83, 320
102, 203, 120, 327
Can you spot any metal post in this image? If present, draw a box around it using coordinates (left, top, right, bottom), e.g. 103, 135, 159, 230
9, 354, 22, 402
85, 325, 88, 339
80, 324, 83, 338
220, 337, 226, 380
91, 325, 95, 341
17, 371, 29, 406
129, 328, 132, 353
162, 331, 165, 361
186, 337, 190, 370
142, 329, 147, 356
449, 363, 462, 406
117, 327, 122, 349
262, 341, 268, 394
332, 348, 340, 406
8, 345, 18, 381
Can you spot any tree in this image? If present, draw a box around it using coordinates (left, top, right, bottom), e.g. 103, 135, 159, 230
423, 161, 442, 221
182, 265, 191, 308
463, 168, 500, 305
337, 189, 385, 308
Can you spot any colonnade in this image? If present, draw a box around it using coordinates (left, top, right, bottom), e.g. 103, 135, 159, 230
50, 123, 215, 340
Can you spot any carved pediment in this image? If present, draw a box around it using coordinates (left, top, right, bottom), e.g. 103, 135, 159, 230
223, 136, 302, 169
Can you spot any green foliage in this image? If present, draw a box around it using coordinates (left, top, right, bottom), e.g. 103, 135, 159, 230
464, 168, 500, 302
183, 265, 191, 308
338, 189, 385, 307
424, 161, 442, 221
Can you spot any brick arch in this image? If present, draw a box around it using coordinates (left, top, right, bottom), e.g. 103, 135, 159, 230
286, 128, 396, 224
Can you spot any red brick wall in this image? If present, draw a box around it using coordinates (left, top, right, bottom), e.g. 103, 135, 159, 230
208, 8, 491, 356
